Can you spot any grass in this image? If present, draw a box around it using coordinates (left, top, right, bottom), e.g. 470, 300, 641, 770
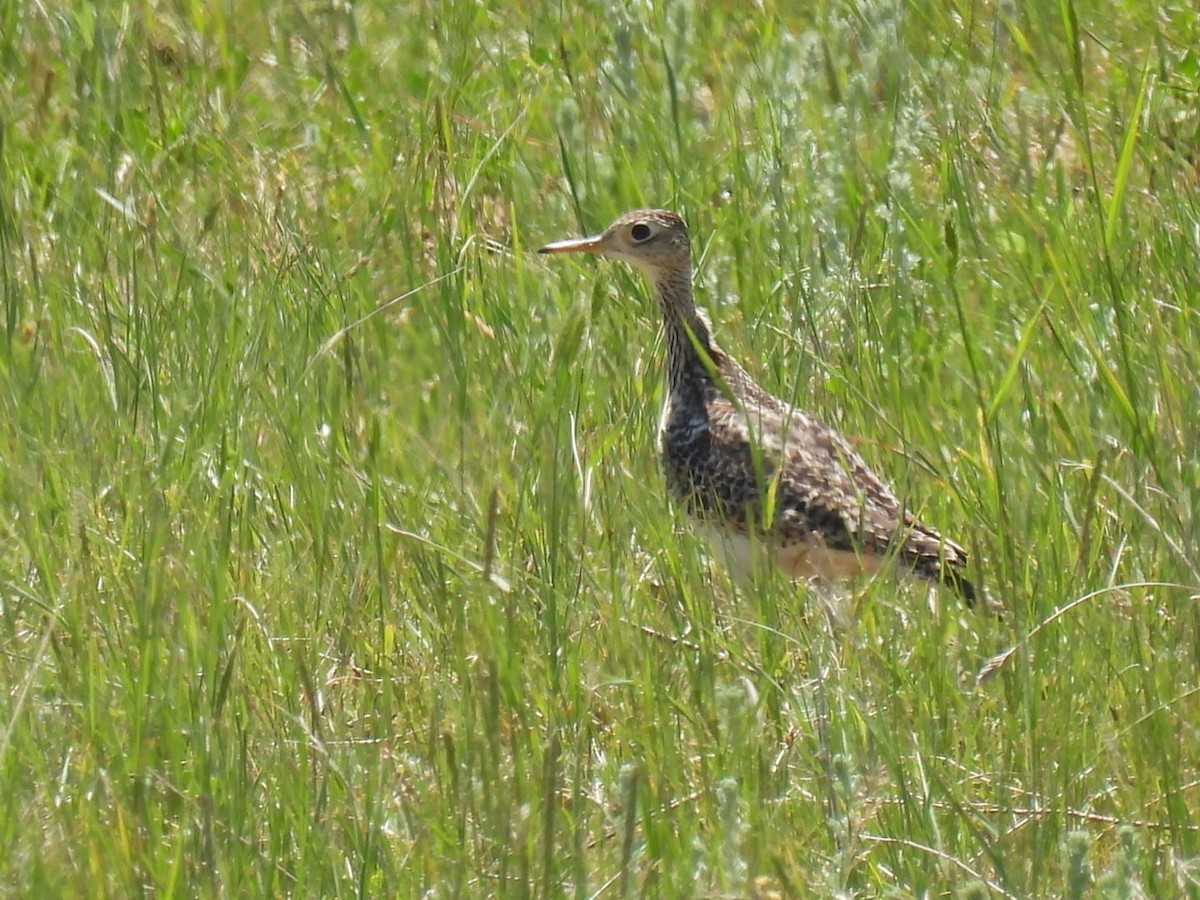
2, 0, 1199, 895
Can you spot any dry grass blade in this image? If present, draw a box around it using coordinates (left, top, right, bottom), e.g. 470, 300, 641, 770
977, 581, 1195, 685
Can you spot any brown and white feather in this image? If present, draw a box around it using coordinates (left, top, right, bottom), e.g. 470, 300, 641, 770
540, 208, 980, 606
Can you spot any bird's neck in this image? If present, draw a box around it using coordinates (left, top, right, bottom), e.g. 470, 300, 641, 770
652, 267, 717, 393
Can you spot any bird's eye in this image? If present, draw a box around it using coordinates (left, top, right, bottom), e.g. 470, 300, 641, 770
630, 223, 653, 242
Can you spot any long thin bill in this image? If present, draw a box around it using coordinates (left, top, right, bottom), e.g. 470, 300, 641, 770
537, 235, 604, 254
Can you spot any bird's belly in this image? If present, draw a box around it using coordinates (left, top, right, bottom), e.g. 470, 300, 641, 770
694, 525, 758, 582
695, 523, 884, 584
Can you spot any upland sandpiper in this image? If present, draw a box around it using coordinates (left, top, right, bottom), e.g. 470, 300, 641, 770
539, 209, 982, 607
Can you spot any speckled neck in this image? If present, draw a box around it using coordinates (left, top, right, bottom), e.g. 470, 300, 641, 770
652, 267, 716, 394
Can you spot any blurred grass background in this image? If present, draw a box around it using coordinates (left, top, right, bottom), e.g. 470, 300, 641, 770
1, 0, 1198, 895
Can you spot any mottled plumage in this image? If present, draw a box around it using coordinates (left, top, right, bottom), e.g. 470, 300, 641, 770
539, 209, 980, 606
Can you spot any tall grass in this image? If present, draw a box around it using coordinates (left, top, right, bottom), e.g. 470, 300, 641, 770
1, 0, 1198, 895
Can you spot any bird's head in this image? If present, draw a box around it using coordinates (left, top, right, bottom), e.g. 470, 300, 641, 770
538, 209, 691, 278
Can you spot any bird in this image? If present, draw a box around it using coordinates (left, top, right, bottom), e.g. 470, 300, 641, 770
539, 208, 983, 607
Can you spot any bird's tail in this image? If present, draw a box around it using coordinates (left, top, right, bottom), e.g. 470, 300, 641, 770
913, 557, 1007, 615
937, 564, 977, 606
909, 553, 976, 607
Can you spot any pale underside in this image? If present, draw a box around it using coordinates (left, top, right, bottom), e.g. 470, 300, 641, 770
694, 523, 889, 585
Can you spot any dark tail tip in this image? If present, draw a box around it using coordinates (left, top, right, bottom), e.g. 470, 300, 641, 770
913, 557, 1005, 613
922, 561, 976, 607
949, 570, 977, 607
940, 567, 1007, 616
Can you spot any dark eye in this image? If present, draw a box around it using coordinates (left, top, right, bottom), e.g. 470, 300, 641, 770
630, 223, 653, 242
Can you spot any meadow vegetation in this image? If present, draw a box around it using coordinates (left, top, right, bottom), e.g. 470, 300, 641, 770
2, 0, 1199, 895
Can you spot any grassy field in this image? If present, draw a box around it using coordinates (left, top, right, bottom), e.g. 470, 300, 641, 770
2, 0, 1199, 895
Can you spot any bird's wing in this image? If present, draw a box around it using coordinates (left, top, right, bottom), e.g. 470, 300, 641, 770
705, 392, 968, 572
